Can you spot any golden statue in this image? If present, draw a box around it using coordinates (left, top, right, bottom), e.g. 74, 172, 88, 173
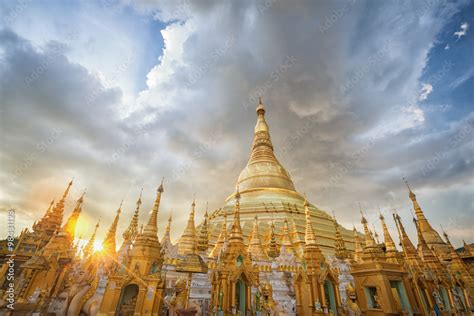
169, 277, 190, 310
259, 282, 276, 312
345, 283, 361, 316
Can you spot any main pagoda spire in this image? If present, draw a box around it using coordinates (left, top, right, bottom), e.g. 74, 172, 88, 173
237, 98, 295, 191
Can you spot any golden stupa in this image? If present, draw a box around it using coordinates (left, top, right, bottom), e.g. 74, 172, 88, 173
208, 99, 356, 255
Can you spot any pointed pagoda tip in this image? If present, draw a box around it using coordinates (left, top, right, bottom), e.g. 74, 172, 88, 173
379, 211, 384, 220
117, 199, 123, 213
77, 191, 86, 203
256, 97, 265, 114
137, 188, 143, 203
158, 177, 164, 193
192, 193, 196, 207
235, 185, 241, 202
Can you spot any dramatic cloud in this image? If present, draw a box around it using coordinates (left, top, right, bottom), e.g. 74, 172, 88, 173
1, 0, 472, 245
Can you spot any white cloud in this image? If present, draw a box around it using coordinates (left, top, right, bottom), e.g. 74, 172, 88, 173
444, 44, 450, 50
454, 22, 469, 39
418, 83, 433, 101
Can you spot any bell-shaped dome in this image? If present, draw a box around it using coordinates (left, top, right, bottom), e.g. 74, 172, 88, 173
237, 98, 296, 192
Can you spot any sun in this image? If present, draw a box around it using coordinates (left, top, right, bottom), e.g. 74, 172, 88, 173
93, 240, 103, 252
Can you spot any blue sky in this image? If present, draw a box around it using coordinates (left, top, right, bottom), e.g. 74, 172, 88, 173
0, 0, 472, 246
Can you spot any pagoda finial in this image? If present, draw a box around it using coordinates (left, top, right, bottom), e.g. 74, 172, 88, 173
333, 212, 347, 259
393, 213, 417, 259
256, 96, 265, 114
122, 190, 142, 242
143, 180, 164, 237
197, 208, 210, 253
304, 199, 317, 245
360, 211, 374, 247
63, 192, 85, 239
353, 226, 363, 262
177, 199, 197, 255
266, 221, 280, 258
83, 218, 100, 258
379, 211, 397, 261
165, 212, 172, 235
63, 179, 73, 199
280, 217, 294, 257
209, 210, 228, 259
102, 202, 121, 255
248, 215, 270, 261
229, 188, 244, 244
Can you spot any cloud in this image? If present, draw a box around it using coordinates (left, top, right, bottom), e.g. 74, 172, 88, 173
454, 22, 469, 39
418, 83, 433, 101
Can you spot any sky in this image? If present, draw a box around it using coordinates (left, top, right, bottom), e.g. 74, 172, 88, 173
0, 0, 473, 248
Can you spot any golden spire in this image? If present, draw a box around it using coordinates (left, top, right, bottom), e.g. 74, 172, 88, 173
236, 98, 295, 191
32, 199, 55, 232
443, 231, 473, 283
102, 201, 121, 255
288, 212, 304, 258
209, 211, 227, 259
42, 179, 73, 234
83, 218, 100, 258
372, 224, 380, 244
197, 205, 210, 253
228, 188, 244, 245
130, 181, 164, 263
63, 191, 85, 239
353, 226, 363, 262
143, 178, 164, 237
413, 217, 438, 264
304, 199, 318, 246
266, 220, 280, 259
360, 211, 375, 247
248, 215, 270, 261
177, 198, 197, 256
333, 212, 347, 259
393, 213, 417, 259
403, 178, 445, 246
122, 189, 142, 242
161, 212, 173, 243
303, 199, 323, 266
280, 218, 294, 257
379, 212, 398, 262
